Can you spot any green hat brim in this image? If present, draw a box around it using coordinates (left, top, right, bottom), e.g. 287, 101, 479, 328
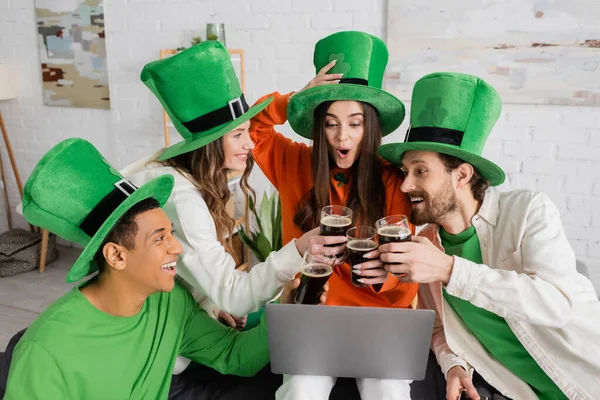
287, 84, 405, 139
158, 97, 273, 161
66, 175, 174, 282
379, 142, 506, 187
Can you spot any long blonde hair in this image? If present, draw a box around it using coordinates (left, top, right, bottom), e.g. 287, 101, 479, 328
161, 138, 255, 254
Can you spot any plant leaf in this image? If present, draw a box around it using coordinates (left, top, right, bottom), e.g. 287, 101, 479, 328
252, 193, 264, 233
237, 227, 264, 261
255, 232, 272, 262
269, 193, 277, 246
239, 191, 284, 263
248, 194, 255, 213
272, 195, 282, 251
260, 192, 273, 247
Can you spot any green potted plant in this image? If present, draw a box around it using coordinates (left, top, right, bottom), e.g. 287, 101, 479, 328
190, 36, 202, 46
175, 36, 203, 52
238, 191, 282, 262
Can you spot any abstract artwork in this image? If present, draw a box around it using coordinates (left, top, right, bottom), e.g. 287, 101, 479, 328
35, 0, 109, 109
385, 0, 600, 106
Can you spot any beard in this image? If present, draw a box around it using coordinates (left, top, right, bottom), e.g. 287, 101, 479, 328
409, 179, 459, 226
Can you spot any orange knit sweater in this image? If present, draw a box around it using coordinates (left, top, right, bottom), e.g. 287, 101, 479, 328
250, 92, 417, 308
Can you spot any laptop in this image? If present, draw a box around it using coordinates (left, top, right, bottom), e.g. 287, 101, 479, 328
265, 303, 435, 380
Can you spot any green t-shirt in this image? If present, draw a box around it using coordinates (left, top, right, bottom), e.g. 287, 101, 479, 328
4, 282, 269, 400
440, 226, 566, 400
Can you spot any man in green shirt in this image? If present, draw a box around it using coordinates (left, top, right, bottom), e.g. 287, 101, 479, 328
376, 73, 600, 400
3, 138, 300, 399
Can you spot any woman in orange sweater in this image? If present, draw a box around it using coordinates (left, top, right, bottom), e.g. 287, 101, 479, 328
250, 31, 417, 400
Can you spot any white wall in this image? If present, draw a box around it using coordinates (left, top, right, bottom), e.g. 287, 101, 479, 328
387, 104, 600, 291
1, 0, 598, 290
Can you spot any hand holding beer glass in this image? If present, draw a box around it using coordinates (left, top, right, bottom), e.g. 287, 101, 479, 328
319, 205, 352, 261
376, 215, 411, 278
346, 226, 379, 288
293, 250, 335, 305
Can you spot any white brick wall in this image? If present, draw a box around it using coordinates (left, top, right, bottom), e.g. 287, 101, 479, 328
1, 0, 599, 291
385, 104, 600, 290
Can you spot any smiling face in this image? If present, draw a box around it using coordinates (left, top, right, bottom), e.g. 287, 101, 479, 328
222, 120, 254, 172
100, 204, 184, 294
323, 101, 366, 169
400, 151, 459, 226
121, 208, 183, 293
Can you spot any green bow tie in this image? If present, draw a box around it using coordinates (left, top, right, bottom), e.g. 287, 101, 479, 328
334, 172, 348, 187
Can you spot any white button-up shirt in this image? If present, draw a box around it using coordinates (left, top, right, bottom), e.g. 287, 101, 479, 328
418, 187, 600, 400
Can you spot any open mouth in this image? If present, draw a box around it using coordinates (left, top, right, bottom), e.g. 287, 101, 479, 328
409, 196, 425, 205
235, 154, 248, 161
161, 261, 177, 276
337, 149, 350, 159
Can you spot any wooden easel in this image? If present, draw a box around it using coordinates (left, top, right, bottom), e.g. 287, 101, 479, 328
0, 133, 12, 229
0, 111, 49, 272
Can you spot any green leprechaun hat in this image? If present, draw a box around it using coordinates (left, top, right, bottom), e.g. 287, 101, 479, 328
287, 31, 405, 139
22, 138, 174, 282
141, 41, 272, 161
379, 72, 505, 186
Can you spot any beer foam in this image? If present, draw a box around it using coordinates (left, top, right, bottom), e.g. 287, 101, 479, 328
301, 263, 333, 277
347, 239, 378, 252
321, 214, 352, 227
377, 225, 411, 238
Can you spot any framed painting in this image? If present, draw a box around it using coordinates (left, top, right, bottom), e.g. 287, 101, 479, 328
385, 0, 600, 106
36, 0, 110, 109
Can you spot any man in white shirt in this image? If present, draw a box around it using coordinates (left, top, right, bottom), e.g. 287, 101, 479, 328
378, 72, 600, 400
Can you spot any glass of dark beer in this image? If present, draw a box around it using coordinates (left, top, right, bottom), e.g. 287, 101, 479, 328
346, 226, 378, 287
320, 205, 353, 236
375, 215, 411, 277
320, 205, 352, 257
294, 250, 335, 305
